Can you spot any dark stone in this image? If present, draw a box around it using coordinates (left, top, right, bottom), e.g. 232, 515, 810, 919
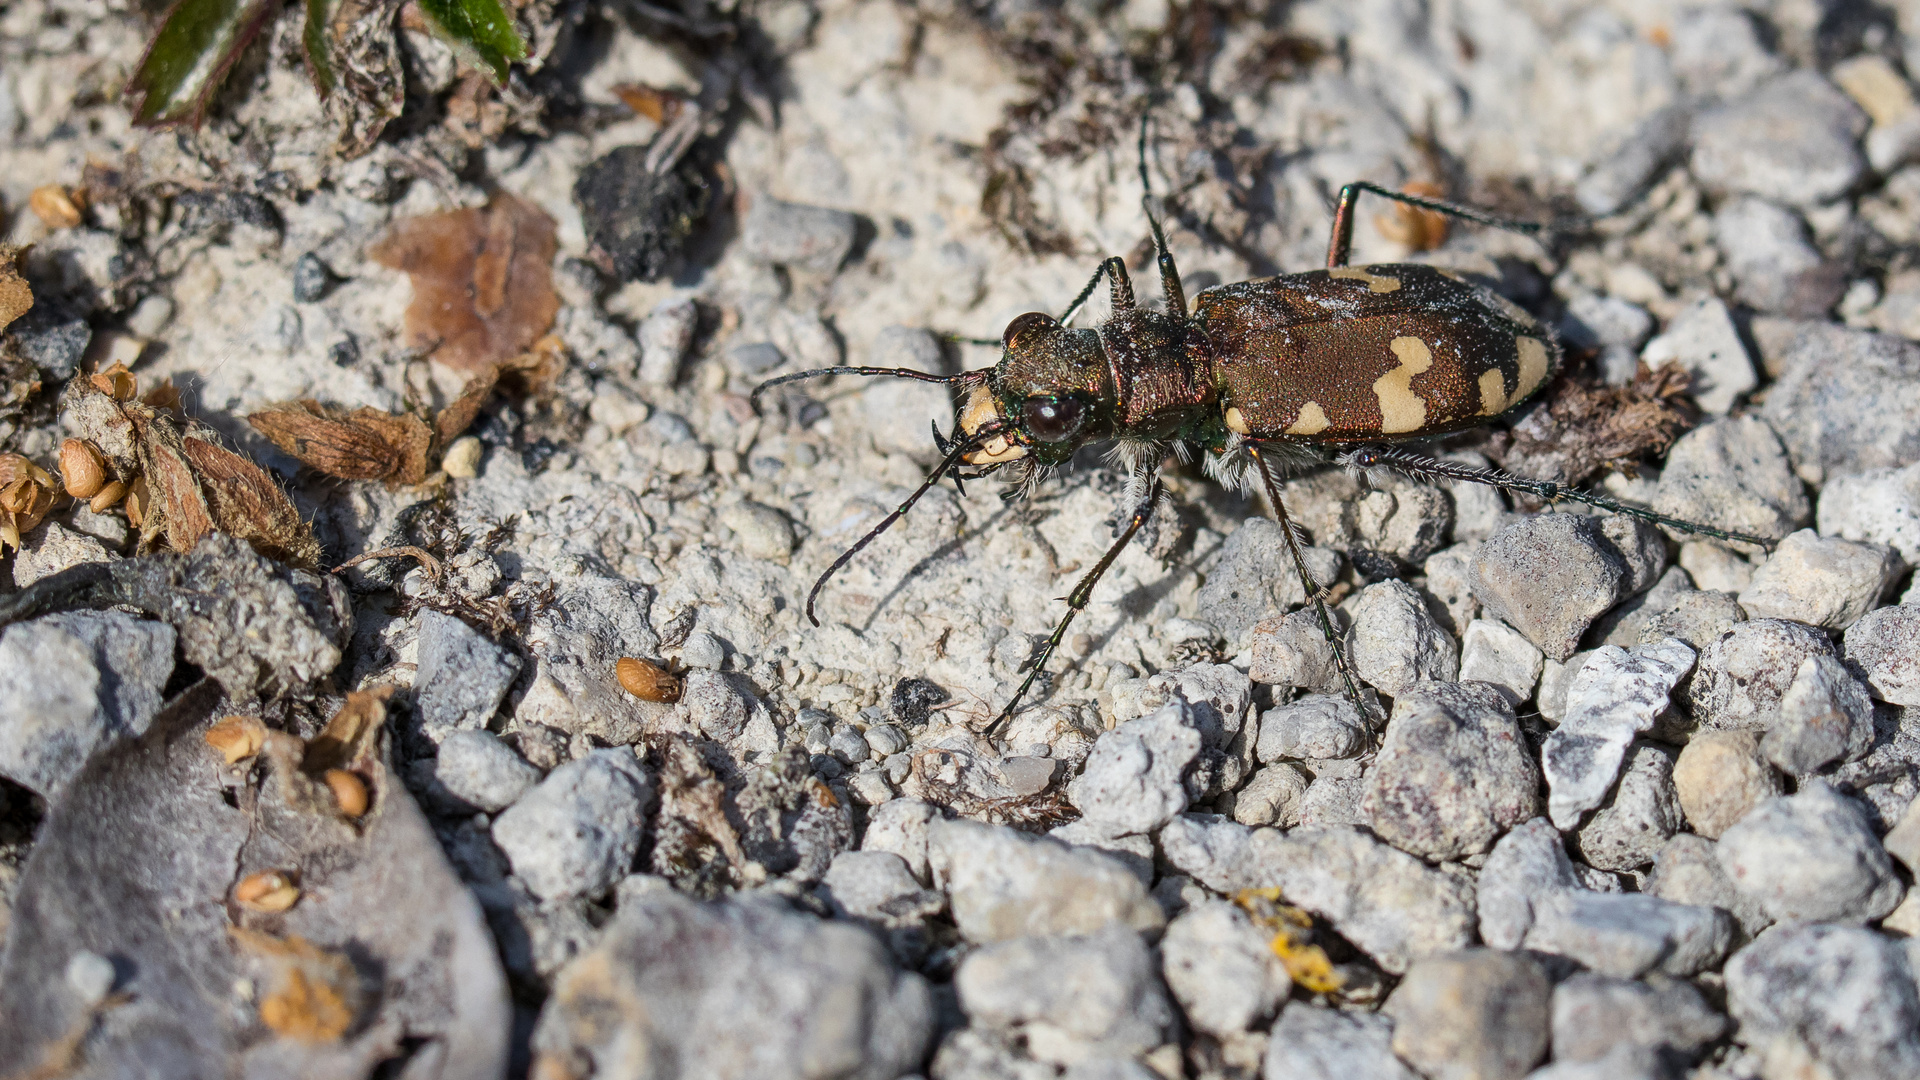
573, 145, 710, 283
7, 299, 91, 378
890, 678, 948, 728
291, 253, 336, 303
173, 190, 280, 236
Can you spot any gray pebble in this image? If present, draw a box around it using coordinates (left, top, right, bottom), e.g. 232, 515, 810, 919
1349, 482, 1453, 567
954, 923, 1174, 1066
846, 766, 893, 807
1559, 292, 1654, 386
1713, 197, 1844, 317
1690, 70, 1868, 207
431, 730, 542, 812
1726, 923, 1920, 1080
1541, 638, 1694, 829
1525, 884, 1733, 979
1255, 693, 1366, 762
1470, 514, 1628, 662
741, 194, 858, 273
1589, 564, 1691, 650
1247, 825, 1476, 974
864, 723, 908, 758
1639, 589, 1745, 651
1160, 900, 1286, 1037
1458, 618, 1544, 704
12, 520, 112, 590
1572, 743, 1682, 872
1476, 818, 1580, 949
862, 797, 937, 884
1688, 617, 1837, 731
1763, 654, 1876, 774
1647, 833, 1771, 941
1754, 317, 1920, 485
1651, 416, 1809, 544
821, 849, 943, 926
65, 950, 116, 1006
1671, 730, 1782, 840
1364, 681, 1539, 861
290, 251, 335, 303
1549, 973, 1727, 1065
1575, 104, 1690, 217
1642, 298, 1757, 417
1346, 579, 1459, 695
1523, 1045, 1665, 1080
1818, 461, 1920, 566
0, 611, 176, 798
1248, 608, 1342, 692
1738, 529, 1901, 630
1263, 1005, 1419, 1080
1844, 603, 1920, 705
491, 749, 652, 900
1667, 4, 1782, 97
927, 818, 1163, 943
1534, 651, 1590, 725
1048, 821, 1153, 886
1297, 768, 1370, 828
1382, 949, 1550, 1080
1066, 699, 1201, 839
1195, 517, 1342, 645
719, 500, 796, 562
727, 341, 786, 376
637, 298, 697, 386
827, 723, 869, 764
1716, 780, 1903, 923
678, 630, 726, 670
1230, 762, 1309, 827
682, 669, 754, 743
1157, 813, 1257, 895
414, 610, 522, 743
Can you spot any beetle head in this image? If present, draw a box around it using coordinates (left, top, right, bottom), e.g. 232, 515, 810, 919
956, 312, 1113, 467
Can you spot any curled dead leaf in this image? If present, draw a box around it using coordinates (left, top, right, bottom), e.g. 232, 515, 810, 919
0, 452, 59, 551
368, 192, 559, 374
304, 687, 392, 775
236, 869, 301, 912
0, 245, 31, 332
230, 928, 361, 1043
1373, 180, 1449, 251
29, 185, 85, 229
205, 715, 269, 763
248, 400, 433, 485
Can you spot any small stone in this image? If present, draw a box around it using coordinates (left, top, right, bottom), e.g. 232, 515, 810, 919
1050, 821, 1153, 886
1738, 529, 1902, 630
290, 252, 336, 303
1255, 693, 1366, 762
1231, 762, 1309, 827
1249, 608, 1341, 692
1753, 317, 1920, 485
1590, 564, 1691, 648
954, 923, 1175, 1066
1470, 515, 1629, 662
11, 520, 112, 589
862, 797, 938, 884
1477, 819, 1581, 950
1572, 743, 1683, 872
1346, 579, 1459, 695
1689, 70, 1869, 207
1195, 517, 1342, 645
1549, 973, 1728, 1064
1712, 197, 1844, 317
1646, 833, 1771, 940
491, 749, 652, 900
1160, 900, 1286, 1037
1885, 798, 1920, 876
1725, 923, 1920, 1080
1844, 604, 1920, 705
728, 341, 786, 376
685, 670, 756, 742
1639, 588, 1746, 651
0, 612, 177, 798
1559, 292, 1655, 385
1157, 814, 1258, 895
441, 435, 483, 479
1246, 825, 1476, 974
64, 950, 116, 1006
1717, 780, 1904, 923
124, 294, 174, 339
1383, 949, 1551, 1080
846, 767, 892, 806
1640, 297, 1758, 414
741, 194, 858, 273
430, 730, 542, 812
927, 818, 1164, 943
637, 298, 698, 386
1541, 639, 1694, 829
678, 630, 726, 670
1458, 619, 1545, 704
1297, 768, 1370, 828
864, 723, 908, 758
821, 850, 944, 926
1762, 654, 1876, 774
1263, 1005, 1419, 1080
1667, 4, 1782, 97
413, 610, 522, 743
1689, 618, 1838, 731
1534, 651, 1590, 725
1672, 731, 1783, 840
1819, 462, 1920, 566
1679, 540, 1754, 593
1066, 699, 1202, 839
1364, 682, 1540, 861
1524, 887, 1734, 979
1575, 104, 1691, 216
1651, 416, 1810, 544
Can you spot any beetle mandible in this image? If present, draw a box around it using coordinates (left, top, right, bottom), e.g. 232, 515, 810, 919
753, 120, 1771, 732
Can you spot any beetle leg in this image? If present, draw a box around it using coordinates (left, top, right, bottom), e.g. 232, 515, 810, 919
1339, 444, 1777, 552
1247, 445, 1382, 744
987, 472, 1162, 737
1326, 181, 1553, 269
1136, 113, 1187, 317
1058, 256, 1135, 326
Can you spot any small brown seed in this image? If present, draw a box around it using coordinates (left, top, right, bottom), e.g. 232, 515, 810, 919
205, 715, 269, 763
60, 439, 107, 499
89, 363, 136, 401
29, 185, 82, 229
123, 476, 150, 527
0, 478, 34, 515
89, 479, 128, 514
324, 769, 369, 818
616, 656, 681, 703
236, 870, 300, 912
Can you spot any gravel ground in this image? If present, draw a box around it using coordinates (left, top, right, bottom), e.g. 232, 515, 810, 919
5, 1, 1920, 1078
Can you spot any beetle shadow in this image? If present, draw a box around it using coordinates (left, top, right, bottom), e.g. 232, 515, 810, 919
855, 501, 1019, 634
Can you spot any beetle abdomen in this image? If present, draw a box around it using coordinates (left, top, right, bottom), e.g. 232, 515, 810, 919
1196, 264, 1559, 443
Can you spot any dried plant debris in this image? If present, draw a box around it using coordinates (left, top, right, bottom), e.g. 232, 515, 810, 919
368, 193, 561, 375
0, 682, 509, 1076
0, 246, 31, 333
1496, 365, 1696, 489
574, 109, 713, 283
63, 365, 322, 569
0, 453, 58, 551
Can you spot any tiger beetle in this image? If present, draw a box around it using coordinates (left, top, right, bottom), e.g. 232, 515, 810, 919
753, 119, 1773, 736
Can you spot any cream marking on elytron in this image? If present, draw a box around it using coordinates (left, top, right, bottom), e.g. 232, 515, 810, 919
1286, 400, 1330, 435
1375, 336, 1435, 434
1477, 368, 1510, 416
1329, 266, 1404, 293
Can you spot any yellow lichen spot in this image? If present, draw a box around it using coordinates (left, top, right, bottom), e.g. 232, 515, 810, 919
1224, 406, 1251, 435
1515, 336, 1551, 401
1235, 888, 1344, 995
1478, 368, 1510, 416
1373, 336, 1434, 434
1286, 401, 1330, 436
1330, 266, 1403, 293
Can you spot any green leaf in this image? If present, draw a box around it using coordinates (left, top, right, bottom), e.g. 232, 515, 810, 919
303, 0, 336, 98
414, 0, 527, 86
125, 0, 281, 126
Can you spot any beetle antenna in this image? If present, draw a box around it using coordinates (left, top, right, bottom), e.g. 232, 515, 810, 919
804, 429, 994, 626
750, 366, 974, 410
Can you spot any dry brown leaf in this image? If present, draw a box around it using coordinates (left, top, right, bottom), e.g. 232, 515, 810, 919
303, 686, 392, 775
0, 245, 32, 333
0, 452, 59, 551
248, 400, 434, 484
229, 928, 361, 1043
368, 192, 559, 374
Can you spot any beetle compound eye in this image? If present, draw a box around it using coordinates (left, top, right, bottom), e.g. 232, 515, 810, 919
1022, 396, 1086, 443
1002, 312, 1058, 351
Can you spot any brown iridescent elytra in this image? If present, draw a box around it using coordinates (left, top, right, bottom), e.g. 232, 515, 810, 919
753, 123, 1773, 732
